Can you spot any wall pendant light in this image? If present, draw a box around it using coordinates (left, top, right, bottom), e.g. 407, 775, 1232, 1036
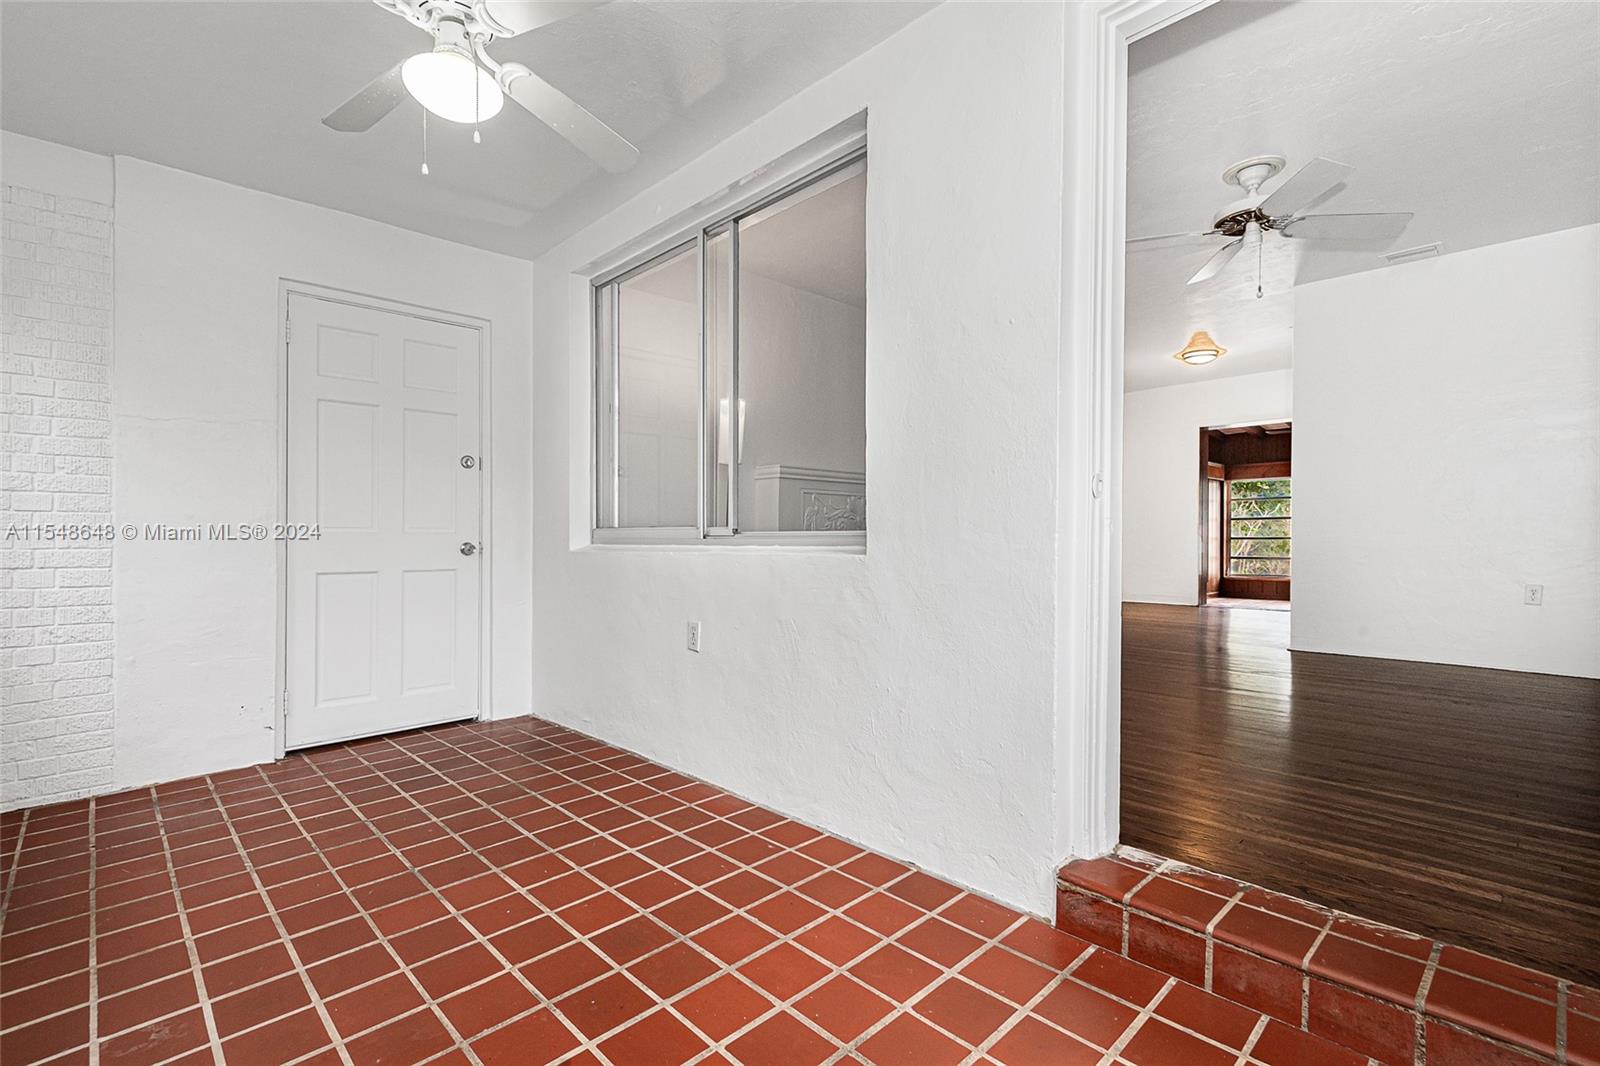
402, 45, 504, 124
1174, 330, 1226, 366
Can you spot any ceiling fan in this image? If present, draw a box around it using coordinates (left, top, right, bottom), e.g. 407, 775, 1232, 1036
1129, 155, 1412, 294
322, 0, 638, 173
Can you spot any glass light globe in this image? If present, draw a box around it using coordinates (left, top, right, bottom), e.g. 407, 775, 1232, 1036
402, 48, 504, 124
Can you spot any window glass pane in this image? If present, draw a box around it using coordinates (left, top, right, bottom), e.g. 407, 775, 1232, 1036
1229, 518, 1290, 539
705, 229, 733, 529
733, 160, 867, 531
1230, 478, 1291, 498
1228, 476, 1290, 576
1230, 538, 1291, 558
1231, 557, 1291, 576
594, 283, 617, 527
1231, 497, 1291, 518
614, 245, 699, 527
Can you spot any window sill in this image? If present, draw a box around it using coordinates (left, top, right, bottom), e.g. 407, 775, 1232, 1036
585, 529, 866, 553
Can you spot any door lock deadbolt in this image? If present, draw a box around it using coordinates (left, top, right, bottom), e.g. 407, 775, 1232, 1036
460, 455, 476, 469
460, 542, 478, 557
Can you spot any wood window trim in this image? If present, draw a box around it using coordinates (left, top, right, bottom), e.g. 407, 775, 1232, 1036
1227, 461, 1291, 481
1219, 575, 1292, 599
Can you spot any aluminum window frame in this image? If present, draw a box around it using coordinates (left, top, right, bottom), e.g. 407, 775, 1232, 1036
590, 146, 868, 549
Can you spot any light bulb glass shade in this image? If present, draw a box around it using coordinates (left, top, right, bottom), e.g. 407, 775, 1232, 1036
1174, 330, 1226, 365
402, 48, 503, 124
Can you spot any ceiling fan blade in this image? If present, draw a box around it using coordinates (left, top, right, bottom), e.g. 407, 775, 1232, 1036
322, 62, 408, 133
474, 1, 602, 37
1258, 156, 1354, 219
1127, 230, 1220, 248
500, 63, 638, 172
1188, 238, 1243, 285
1281, 212, 1414, 242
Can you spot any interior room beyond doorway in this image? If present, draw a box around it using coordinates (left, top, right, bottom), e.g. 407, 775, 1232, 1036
1201, 421, 1291, 608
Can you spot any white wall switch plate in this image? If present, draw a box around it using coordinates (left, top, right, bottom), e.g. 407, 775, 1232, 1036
1524, 584, 1544, 606
686, 621, 701, 652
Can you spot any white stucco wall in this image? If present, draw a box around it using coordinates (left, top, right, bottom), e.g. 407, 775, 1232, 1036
1121, 370, 1294, 606
527, 2, 1070, 916
1293, 225, 1599, 678
107, 157, 536, 791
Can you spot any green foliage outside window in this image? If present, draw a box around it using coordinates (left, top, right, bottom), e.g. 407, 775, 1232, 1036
1229, 478, 1290, 576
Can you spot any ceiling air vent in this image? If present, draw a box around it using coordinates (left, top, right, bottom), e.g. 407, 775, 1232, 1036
1382, 242, 1443, 265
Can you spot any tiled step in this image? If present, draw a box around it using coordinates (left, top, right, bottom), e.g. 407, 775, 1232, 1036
1057, 848, 1598, 1066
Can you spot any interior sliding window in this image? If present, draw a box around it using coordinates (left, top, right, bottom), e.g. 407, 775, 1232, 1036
594, 150, 867, 544
594, 242, 701, 531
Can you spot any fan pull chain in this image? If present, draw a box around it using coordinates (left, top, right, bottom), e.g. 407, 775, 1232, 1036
1255, 230, 1263, 299
421, 108, 430, 176
473, 47, 482, 145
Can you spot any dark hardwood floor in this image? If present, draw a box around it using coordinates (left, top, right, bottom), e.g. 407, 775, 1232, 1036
1120, 602, 1600, 985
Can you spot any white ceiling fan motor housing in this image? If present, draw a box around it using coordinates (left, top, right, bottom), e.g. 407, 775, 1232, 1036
1213, 154, 1287, 235
1222, 155, 1286, 194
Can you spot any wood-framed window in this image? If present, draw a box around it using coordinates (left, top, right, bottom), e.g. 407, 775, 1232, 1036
1226, 462, 1290, 577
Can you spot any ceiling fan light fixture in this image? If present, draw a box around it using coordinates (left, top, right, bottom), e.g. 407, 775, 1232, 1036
402, 46, 503, 125
1175, 330, 1226, 366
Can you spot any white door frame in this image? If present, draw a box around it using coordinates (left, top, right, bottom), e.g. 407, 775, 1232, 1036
273, 279, 494, 759
1062, 0, 1217, 859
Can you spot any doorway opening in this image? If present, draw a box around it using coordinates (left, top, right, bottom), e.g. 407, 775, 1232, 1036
1200, 420, 1290, 611
1103, 0, 1600, 989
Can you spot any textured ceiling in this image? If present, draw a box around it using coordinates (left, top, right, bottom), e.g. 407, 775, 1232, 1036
1125, 0, 1600, 391
0, 1, 927, 259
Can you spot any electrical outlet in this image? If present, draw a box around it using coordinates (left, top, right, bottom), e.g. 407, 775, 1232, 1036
1524, 584, 1544, 606
686, 621, 701, 653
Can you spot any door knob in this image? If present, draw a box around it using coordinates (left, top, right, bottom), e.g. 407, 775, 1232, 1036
460, 542, 478, 556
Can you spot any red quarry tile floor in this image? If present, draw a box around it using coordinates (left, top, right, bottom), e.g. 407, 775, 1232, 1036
1059, 848, 1599, 1066
3, 718, 1372, 1066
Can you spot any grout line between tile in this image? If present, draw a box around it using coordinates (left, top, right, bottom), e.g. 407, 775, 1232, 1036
1410, 939, 1444, 1066
87, 796, 99, 1066
0, 807, 31, 924
1204, 889, 1247, 993
200, 775, 359, 1066
1556, 979, 1567, 1064
149, 785, 226, 1066
1235, 1013, 1270, 1066
966, 942, 1099, 1063
1099, 976, 1177, 1066
1299, 916, 1337, 1030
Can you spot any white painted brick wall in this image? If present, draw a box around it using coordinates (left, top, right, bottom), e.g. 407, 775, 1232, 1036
1, 181, 115, 810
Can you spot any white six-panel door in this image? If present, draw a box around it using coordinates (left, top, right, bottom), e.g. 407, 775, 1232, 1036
285, 294, 481, 749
